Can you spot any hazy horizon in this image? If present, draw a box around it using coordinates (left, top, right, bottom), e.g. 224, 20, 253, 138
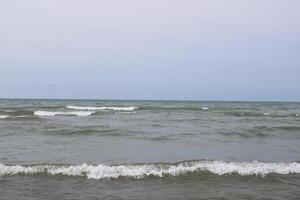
1, 97, 300, 103
1, 0, 300, 101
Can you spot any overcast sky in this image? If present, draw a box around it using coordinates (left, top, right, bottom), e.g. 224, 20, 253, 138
0, 0, 299, 101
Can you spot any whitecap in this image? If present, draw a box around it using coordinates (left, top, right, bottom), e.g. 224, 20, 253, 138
1, 160, 299, 179
34, 111, 95, 117
67, 105, 139, 111
201, 107, 209, 110
0, 115, 9, 119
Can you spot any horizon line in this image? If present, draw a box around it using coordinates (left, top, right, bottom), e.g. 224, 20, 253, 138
0, 97, 299, 103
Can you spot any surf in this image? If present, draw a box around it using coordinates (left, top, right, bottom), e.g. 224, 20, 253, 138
34, 111, 95, 117
1, 160, 300, 179
67, 105, 139, 111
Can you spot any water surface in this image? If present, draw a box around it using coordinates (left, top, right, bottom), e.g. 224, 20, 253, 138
1, 99, 300, 199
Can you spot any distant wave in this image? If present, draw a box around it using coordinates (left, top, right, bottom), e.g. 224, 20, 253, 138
222, 111, 299, 118
0, 115, 9, 119
138, 106, 213, 111
1, 160, 299, 179
201, 107, 210, 110
0, 110, 34, 116
34, 111, 95, 117
67, 106, 139, 111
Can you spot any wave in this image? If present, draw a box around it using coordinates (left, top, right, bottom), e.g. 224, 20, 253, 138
1, 160, 299, 179
34, 111, 95, 117
273, 126, 300, 131
0, 110, 34, 116
138, 106, 213, 111
67, 106, 139, 111
217, 125, 300, 138
224, 111, 268, 117
224, 111, 298, 118
0, 110, 34, 119
0, 115, 9, 119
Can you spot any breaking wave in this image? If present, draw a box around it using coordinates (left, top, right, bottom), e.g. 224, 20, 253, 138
0, 115, 9, 119
1, 160, 300, 179
67, 106, 139, 111
34, 111, 95, 117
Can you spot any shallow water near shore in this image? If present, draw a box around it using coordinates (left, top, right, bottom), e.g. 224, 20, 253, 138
1, 99, 300, 199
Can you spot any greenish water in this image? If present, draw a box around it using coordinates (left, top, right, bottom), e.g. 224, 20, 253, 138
1, 99, 300, 199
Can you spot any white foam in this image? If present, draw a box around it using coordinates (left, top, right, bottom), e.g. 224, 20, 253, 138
34, 111, 95, 117
0, 115, 9, 119
67, 105, 139, 111
201, 107, 209, 110
1, 161, 299, 179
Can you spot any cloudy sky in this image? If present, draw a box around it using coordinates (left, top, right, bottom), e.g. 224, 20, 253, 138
0, 0, 299, 101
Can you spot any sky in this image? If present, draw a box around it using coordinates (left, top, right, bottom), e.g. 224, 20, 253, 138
0, 0, 300, 101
